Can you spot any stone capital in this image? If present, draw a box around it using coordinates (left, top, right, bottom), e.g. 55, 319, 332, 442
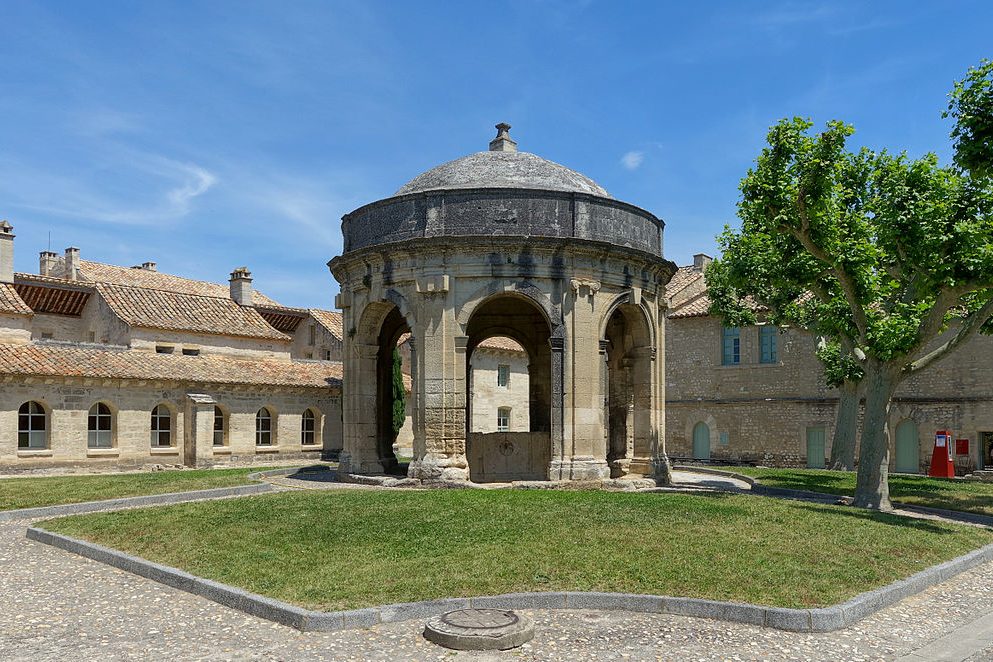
570, 278, 601, 297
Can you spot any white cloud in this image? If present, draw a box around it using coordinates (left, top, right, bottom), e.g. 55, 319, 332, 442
621, 150, 644, 171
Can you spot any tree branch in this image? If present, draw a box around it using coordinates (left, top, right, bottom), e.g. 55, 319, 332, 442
907, 295, 993, 374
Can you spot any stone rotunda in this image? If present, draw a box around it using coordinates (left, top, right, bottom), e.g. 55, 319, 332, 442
329, 124, 676, 484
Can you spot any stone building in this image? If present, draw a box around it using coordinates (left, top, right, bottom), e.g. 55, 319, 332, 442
0, 226, 344, 472
665, 254, 993, 474
330, 124, 676, 484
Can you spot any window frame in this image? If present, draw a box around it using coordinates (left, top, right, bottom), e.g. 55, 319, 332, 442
496, 407, 511, 432
301, 409, 318, 446
212, 405, 227, 447
256, 407, 274, 446
721, 327, 741, 366
150, 404, 173, 447
87, 402, 114, 449
497, 364, 510, 388
759, 325, 778, 364
18, 401, 48, 450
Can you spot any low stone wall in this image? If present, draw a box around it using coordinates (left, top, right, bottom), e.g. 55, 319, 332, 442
467, 431, 550, 482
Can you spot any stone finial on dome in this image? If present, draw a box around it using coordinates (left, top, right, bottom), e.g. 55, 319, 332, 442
489, 123, 517, 152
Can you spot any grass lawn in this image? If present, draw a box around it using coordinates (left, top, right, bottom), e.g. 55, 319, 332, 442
0, 466, 282, 511
727, 467, 993, 517
39, 489, 993, 611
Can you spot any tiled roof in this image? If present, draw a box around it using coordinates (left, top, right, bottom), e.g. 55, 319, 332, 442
49, 259, 282, 307
310, 309, 344, 340
98, 284, 291, 341
0, 342, 341, 388
477, 336, 526, 353
664, 266, 703, 300
668, 293, 713, 319
0, 284, 32, 316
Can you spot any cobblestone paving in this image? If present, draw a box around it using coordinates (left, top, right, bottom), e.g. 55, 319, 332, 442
3, 516, 993, 661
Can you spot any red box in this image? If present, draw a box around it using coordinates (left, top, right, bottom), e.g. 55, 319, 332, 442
956, 439, 970, 456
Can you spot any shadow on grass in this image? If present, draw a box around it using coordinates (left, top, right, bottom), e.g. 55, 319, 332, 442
790, 501, 963, 534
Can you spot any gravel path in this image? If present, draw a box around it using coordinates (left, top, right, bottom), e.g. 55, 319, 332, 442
3, 514, 993, 661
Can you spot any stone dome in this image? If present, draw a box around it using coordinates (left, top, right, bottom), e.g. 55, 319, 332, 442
395, 124, 611, 198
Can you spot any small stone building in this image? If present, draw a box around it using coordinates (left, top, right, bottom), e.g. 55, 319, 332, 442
330, 124, 676, 483
0, 224, 344, 472
666, 254, 993, 474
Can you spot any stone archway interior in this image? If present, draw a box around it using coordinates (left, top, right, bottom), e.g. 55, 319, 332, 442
465, 294, 551, 482
374, 305, 411, 475
603, 303, 653, 478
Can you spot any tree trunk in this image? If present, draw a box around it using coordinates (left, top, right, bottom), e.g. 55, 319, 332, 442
853, 362, 899, 510
829, 379, 860, 471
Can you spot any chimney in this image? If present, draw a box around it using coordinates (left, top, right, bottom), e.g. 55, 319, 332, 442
488, 122, 517, 152
693, 253, 713, 273
39, 250, 58, 276
141, 261, 157, 271
229, 267, 253, 306
0, 221, 13, 283
64, 247, 80, 281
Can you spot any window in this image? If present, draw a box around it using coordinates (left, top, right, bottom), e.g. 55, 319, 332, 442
213, 406, 225, 446
40, 332, 53, 340
87, 331, 96, 342
497, 364, 510, 387
17, 401, 47, 449
308, 325, 316, 346
182, 348, 200, 356
256, 407, 273, 446
150, 404, 172, 447
721, 327, 740, 365
301, 409, 317, 445
497, 407, 510, 432
87, 403, 113, 448
324, 349, 332, 361
155, 345, 174, 354
760, 326, 778, 364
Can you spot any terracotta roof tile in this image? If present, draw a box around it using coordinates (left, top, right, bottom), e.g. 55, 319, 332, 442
476, 336, 526, 353
48, 259, 282, 307
0, 284, 32, 316
0, 342, 341, 388
310, 309, 343, 340
664, 266, 703, 299
98, 284, 290, 340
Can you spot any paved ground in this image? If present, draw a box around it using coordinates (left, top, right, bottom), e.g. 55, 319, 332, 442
2, 511, 993, 661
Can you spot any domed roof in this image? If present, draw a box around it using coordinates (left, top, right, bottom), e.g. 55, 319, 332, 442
395, 124, 611, 199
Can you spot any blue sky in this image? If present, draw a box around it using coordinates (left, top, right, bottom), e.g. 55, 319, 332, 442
1, 1, 990, 308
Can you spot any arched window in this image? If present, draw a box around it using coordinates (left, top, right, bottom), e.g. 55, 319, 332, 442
18, 401, 48, 449
87, 403, 113, 448
301, 409, 317, 445
213, 406, 226, 446
256, 407, 273, 446
151, 404, 172, 447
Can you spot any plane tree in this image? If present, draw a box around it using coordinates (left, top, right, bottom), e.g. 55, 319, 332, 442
708, 61, 993, 510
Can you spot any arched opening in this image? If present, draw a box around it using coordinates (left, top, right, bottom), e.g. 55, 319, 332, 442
895, 419, 920, 474
18, 401, 48, 449
213, 405, 228, 447
465, 295, 551, 482
602, 303, 654, 477
301, 408, 321, 447
87, 402, 114, 449
366, 305, 411, 475
150, 403, 174, 448
692, 422, 711, 460
256, 407, 275, 446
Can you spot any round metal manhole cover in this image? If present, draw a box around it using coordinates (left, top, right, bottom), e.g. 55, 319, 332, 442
424, 608, 535, 651
441, 608, 520, 629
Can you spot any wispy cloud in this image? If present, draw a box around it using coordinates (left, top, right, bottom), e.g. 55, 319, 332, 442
621, 150, 644, 171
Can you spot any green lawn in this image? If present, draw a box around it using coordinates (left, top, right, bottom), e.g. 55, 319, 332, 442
0, 466, 280, 511
39, 489, 993, 611
727, 467, 993, 517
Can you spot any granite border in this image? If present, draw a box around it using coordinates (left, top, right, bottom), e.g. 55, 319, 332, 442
24, 525, 993, 633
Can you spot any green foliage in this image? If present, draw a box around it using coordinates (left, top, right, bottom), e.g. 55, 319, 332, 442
946, 59, 993, 179
40, 489, 993, 611
391, 346, 405, 438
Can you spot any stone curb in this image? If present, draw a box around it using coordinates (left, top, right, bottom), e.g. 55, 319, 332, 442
0, 483, 273, 522
24, 524, 993, 633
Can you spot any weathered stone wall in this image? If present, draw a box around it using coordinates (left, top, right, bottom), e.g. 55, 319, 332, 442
666, 314, 993, 472
290, 317, 342, 361
0, 377, 342, 472
470, 347, 530, 433
0, 313, 30, 344
130, 329, 292, 359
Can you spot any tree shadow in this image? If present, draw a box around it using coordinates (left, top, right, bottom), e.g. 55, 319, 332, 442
789, 501, 966, 534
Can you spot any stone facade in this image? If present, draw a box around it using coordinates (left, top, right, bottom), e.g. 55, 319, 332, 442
330, 125, 675, 484
665, 257, 993, 474
0, 237, 345, 472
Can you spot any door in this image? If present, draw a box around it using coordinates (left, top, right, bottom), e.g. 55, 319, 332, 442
692, 422, 711, 460
981, 432, 993, 470
895, 420, 920, 474
806, 427, 826, 469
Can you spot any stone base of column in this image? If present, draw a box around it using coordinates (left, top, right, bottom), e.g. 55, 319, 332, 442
548, 456, 610, 481
337, 451, 387, 475
625, 455, 673, 485
408, 452, 470, 483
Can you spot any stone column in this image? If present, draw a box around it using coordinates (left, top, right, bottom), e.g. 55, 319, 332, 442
184, 393, 217, 468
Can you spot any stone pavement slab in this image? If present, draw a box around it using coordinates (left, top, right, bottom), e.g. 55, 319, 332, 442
4, 515, 993, 661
